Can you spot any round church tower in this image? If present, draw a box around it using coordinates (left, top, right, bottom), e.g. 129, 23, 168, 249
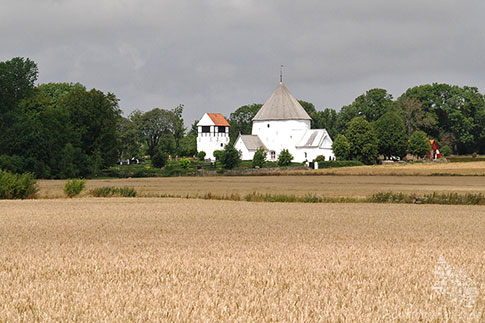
251, 82, 311, 160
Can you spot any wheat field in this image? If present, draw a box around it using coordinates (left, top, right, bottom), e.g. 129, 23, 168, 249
38, 174, 485, 199
0, 198, 483, 321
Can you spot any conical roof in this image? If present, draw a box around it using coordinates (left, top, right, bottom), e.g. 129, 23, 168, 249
253, 82, 311, 121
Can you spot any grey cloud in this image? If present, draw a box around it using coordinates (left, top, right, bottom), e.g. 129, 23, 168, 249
1, 0, 485, 126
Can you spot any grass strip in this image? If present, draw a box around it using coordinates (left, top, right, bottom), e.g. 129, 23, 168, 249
158, 191, 485, 206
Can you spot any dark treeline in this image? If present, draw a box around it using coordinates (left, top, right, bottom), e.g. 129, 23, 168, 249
0, 57, 192, 178
1, 57, 484, 178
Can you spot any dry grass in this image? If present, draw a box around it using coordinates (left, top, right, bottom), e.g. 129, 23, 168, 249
37, 175, 485, 199
0, 198, 483, 321
284, 161, 485, 176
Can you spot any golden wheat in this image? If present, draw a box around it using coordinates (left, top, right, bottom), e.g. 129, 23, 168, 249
0, 199, 483, 321
38, 174, 485, 199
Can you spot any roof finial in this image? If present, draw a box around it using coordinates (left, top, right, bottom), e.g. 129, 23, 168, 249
280, 65, 283, 83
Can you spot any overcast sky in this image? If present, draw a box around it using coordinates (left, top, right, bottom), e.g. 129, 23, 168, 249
2, 0, 485, 126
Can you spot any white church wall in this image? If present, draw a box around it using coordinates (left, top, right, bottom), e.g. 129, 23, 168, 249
234, 137, 255, 160
252, 119, 310, 161
295, 147, 335, 162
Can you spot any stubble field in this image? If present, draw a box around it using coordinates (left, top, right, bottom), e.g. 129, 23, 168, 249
38, 175, 485, 199
0, 198, 483, 321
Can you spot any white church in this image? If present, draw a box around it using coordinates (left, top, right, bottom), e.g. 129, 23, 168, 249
197, 80, 335, 163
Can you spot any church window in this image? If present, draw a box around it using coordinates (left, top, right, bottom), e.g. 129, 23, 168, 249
202, 126, 210, 133
271, 151, 276, 159
267, 124, 270, 128
220, 143, 224, 147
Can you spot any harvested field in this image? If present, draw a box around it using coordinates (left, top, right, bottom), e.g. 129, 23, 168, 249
285, 160, 485, 176
0, 198, 483, 321
37, 175, 485, 199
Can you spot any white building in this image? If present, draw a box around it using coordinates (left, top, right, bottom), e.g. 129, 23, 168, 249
196, 113, 230, 161
234, 82, 335, 162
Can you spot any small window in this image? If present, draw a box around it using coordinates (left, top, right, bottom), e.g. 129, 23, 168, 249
304, 152, 307, 158
271, 151, 276, 159
220, 143, 223, 147
218, 126, 226, 133
267, 124, 270, 128
202, 126, 210, 133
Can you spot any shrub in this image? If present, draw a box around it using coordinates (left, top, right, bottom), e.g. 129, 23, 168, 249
0, 170, 38, 199
220, 144, 241, 169
277, 149, 293, 167
408, 131, 430, 158
313, 155, 326, 163
64, 179, 86, 198
332, 135, 350, 161
197, 151, 206, 160
213, 150, 224, 161
472, 152, 478, 159
316, 160, 363, 168
179, 158, 191, 169
90, 186, 137, 197
440, 145, 452, 157
152, 149, 168, 168
252, 147, 266, 168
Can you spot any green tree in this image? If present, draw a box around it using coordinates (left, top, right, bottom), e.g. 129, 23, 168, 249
139, 108, 182, 156
252, 147, 266, 168
373, 111, 408, 159
177, 133, 197, 157
0, 57, 38, 152
337, 89, 394, 133
332, 134, 351, 160
312, 108, 339, 139
397, 83, 485, 154
408, 131, 430, 158
277, 149, 293, 166
229, 104, 262, 142
220, 143, 241, 169
345, 117, 379, 165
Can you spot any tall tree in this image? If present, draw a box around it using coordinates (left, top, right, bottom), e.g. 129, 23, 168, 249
337, 89, 394, 133
345, 117, 379, 165
139, 108, 180, 156
228, 104, 262, 142
373, 111, 408, 159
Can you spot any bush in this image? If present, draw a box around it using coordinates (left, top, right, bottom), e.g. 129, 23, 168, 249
472, 152, 478, 159
332, 135, 351, 161
90, 186, 137, 197
252, 147, 266, 168
316, 160, 363, 168
277, 149, 293, 166
0, 170, 38, 199
179, 158, 191, 169
220, 143, 241, 169
440, 145, 452, 157
213, 150, 224, 162
64, 179, 86, 198
152, 149, 168, 168
408, 131, 430, 158
197, 151, 206, 160
313, 155, 326, 163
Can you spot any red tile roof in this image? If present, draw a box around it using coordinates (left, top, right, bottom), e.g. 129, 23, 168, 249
207, 113, 230, 126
